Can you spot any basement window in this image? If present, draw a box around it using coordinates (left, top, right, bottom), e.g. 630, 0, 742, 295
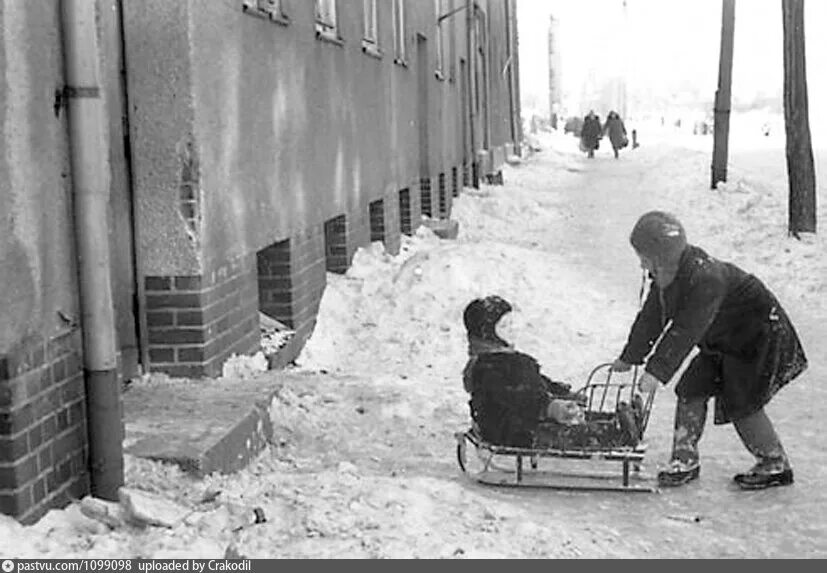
369, 199, 385, 244
438, 172, 447, 218
324, 215, 348, 274
256, 239, 297, 365
399, 188, 412, 235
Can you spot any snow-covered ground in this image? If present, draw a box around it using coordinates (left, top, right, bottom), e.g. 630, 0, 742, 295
2, 126, 826, 558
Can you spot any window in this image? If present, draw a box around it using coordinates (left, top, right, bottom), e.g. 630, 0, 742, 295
315, 0, 337, 37
363, 0, 377, 44
242, 0, 288, 24
448, 0, 456, 80
434, 0, 444, 78
393, 0, 406, 64
362, 0, 382, 57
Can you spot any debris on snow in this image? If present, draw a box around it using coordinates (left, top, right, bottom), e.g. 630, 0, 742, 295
665, 514, 703, 524
421, 218, 460, 240
78, 497, 128, 530
118, 487, 191, 529
221, 351, 268, 379
260, 312, 295, 355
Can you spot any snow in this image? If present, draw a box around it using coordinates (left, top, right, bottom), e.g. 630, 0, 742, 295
2, 125, 826, 558
221, 352, 268, 380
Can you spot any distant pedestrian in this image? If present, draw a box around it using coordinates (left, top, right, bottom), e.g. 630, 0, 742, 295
602, 111, 628, 159
580, 111, 602, 158
611, 211, 808, 490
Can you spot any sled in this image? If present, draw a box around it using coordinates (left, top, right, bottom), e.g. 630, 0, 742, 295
456, 363, 659, 492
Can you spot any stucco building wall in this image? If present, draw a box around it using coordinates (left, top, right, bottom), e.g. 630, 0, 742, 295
0, 2, 77, 354
123, 0, 519, 377
0, 3, 89, 524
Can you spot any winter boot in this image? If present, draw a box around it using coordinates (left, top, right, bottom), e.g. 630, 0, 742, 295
733, 408, 793, 490
657, 397, 707, 487
657, 460, 700, 487
733, 466, 793, 490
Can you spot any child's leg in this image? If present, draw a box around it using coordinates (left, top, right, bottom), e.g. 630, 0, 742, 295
670, 396, 708, 467
732, 407, 790, 473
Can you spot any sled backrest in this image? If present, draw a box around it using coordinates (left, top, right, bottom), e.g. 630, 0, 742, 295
578, 363, 656, 436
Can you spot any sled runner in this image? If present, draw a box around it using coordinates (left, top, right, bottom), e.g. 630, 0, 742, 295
456, 363, 659, 492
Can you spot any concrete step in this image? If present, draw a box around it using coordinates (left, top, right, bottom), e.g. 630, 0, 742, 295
123, 375, 283, 476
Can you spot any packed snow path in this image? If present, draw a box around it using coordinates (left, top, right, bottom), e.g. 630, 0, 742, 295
2, 128, 825, 558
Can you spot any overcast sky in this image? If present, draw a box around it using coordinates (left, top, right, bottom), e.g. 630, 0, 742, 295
517, 0, 827, 119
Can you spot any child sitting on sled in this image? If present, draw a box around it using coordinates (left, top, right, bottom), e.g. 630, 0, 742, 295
461, 295, 585, 447
462, 295, 645, 449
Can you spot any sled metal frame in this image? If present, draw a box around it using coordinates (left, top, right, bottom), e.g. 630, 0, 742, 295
455, 363, 659, 493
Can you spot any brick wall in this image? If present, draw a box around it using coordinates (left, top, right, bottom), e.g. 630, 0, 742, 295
144, 253, 260, 378
0, 329, 89, 524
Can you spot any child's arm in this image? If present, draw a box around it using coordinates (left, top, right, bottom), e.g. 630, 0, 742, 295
645, 268, 727, 384
619, 286, 663, 365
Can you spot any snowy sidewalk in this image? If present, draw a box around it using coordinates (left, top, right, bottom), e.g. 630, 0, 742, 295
3, 129, 826, 558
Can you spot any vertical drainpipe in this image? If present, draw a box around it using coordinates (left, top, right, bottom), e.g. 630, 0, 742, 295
510, 0, 523, 156
60, 0, 124, 500
503, 0, 517, 151
466, 0, 478, 188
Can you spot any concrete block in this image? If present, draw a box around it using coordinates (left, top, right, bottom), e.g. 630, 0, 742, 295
124, 377, 281, 477
422, 219, 459, 240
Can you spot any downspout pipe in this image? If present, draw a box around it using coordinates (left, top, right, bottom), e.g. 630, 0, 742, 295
503, 0, 517, 152
466, 0, 478, 188
60, 0, 124, 500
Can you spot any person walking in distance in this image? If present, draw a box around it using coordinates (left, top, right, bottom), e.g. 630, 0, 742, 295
603, 111, 628, 159
580, 111, 602, 159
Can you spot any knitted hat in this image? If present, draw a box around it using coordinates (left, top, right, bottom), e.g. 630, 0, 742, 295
629, 211, 687, 264
463, 295, 513, 344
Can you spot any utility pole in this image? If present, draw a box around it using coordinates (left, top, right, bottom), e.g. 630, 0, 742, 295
620, 0, 628, 120
783, 0, 817, 236
710, 0, 735, 189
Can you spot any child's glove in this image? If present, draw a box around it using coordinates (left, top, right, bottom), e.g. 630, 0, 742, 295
610, 359, 632, 372
638, 371, 661, 393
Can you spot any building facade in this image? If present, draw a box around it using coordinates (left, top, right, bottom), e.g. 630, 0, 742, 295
547, 14, 562, 128
0, 0, 522, 523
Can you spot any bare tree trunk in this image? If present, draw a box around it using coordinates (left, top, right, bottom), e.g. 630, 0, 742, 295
783, 0, 817, 236
711, 0, 735, 189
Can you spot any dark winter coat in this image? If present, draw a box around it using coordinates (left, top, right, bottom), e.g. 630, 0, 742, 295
603, 116, 627, 150
620, 245, 807, 424
468, 350, 551, 447
580, 115, 602, 150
